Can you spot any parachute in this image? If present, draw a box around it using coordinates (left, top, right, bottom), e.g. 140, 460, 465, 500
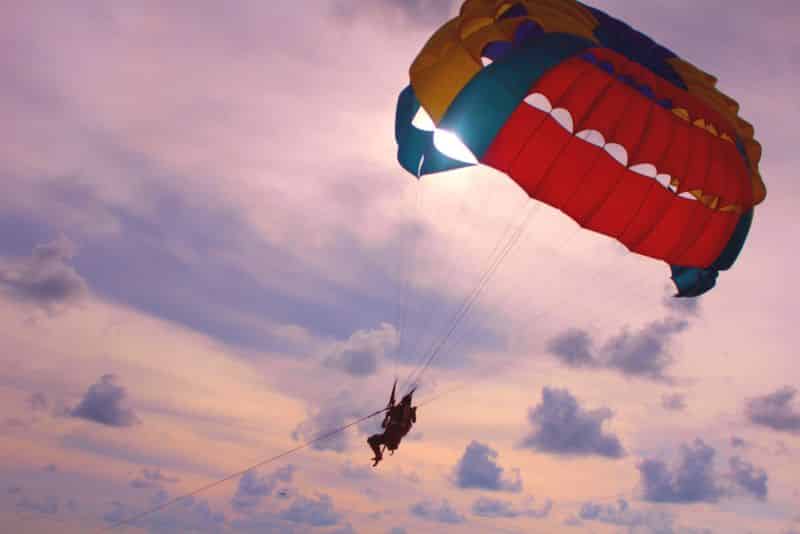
395, 0, 765, 297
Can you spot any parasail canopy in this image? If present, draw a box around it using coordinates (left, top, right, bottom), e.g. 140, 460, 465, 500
395, 0, 766, 297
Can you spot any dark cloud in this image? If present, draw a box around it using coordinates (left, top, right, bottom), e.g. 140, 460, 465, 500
16, 495, 59, 515
471, 497, 551, 519
388, 528, 407, 534
471, 497, 517, 519
328, 348, 377, 376
728, 456, 768, 500
546, 329, 596, 368
131, 467, 180, 489
746, 386, 800, 433
232, 465, 295, 513
229, 513, 303, 534
150, 489, 170, 507
409, 499, 465, 524
546, 317, 689, 381
340, 460, 374, 481
324, 323, 398, 377
233, 471, 273, 507
29, 392, 48, 411
572, 498, 675, 532
454, 441, 522, 492
602, 318, 687, 381
638, 439, 724, 503
143, 467, 179, 483
329, 523, 357, 534
279, 493, 340, 527
731, 436, 749, 448
43, 463, 57, 472
520, 387, 624, 458
103, 501, 130, 523
70, 374, 140, 427
0, 235, 88, 310
662, 393, 687, 411
104, 495, 225, 533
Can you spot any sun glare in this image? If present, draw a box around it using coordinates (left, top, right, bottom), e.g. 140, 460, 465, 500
411, 104, 479, 166
433, 128, 478, 165
411, 106, 436, 131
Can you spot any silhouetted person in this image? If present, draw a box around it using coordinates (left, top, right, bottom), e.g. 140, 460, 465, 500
367, 391, 416, 466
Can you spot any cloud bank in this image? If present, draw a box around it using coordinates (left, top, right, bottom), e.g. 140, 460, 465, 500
70, 374, 140, 427
520, 387, 624, 458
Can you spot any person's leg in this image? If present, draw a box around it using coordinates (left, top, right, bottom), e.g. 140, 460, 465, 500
367, 434, 384, 464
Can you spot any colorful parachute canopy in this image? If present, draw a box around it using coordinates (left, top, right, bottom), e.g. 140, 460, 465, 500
395, 0, 765, 297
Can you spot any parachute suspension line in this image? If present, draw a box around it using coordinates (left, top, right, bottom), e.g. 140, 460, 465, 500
429, 225, 658, 399
417, 203, 665, 401
409, 204, 638, 406
392, 185, 424, 374
394, 185, 427, 371
434, 215, 590, 367
403, 201, 538, 392
100, 377, 501, 533
100, 407, 389, 532
403, 193, 534, 390
400, 177, 479, 377
538, 251, 668, 351
410, 202, 535, 387
474, 192, 537, 295
402, 178, 525, 382
401, 201, 535, 393
516, 223, 676, 337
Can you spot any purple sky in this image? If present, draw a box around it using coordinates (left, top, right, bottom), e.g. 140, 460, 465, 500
2, 1, 799, 533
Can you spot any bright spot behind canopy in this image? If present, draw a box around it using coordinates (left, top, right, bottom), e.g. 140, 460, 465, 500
433, 129, 479, 165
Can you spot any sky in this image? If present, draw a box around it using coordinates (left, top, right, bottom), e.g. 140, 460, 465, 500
1, 0, 799, 533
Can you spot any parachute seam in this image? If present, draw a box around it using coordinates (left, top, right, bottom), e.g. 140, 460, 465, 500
622, 82, 686, 251
604, 56, 663, 239
506, 59, 595, 175
666, 133, 719, 264
531, 57, 615, 199
564, 80, 640, 224
544, 56, 619, 211
627, 114, 696, 252
583, 99, 656, 231
609, 103, 666, 244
